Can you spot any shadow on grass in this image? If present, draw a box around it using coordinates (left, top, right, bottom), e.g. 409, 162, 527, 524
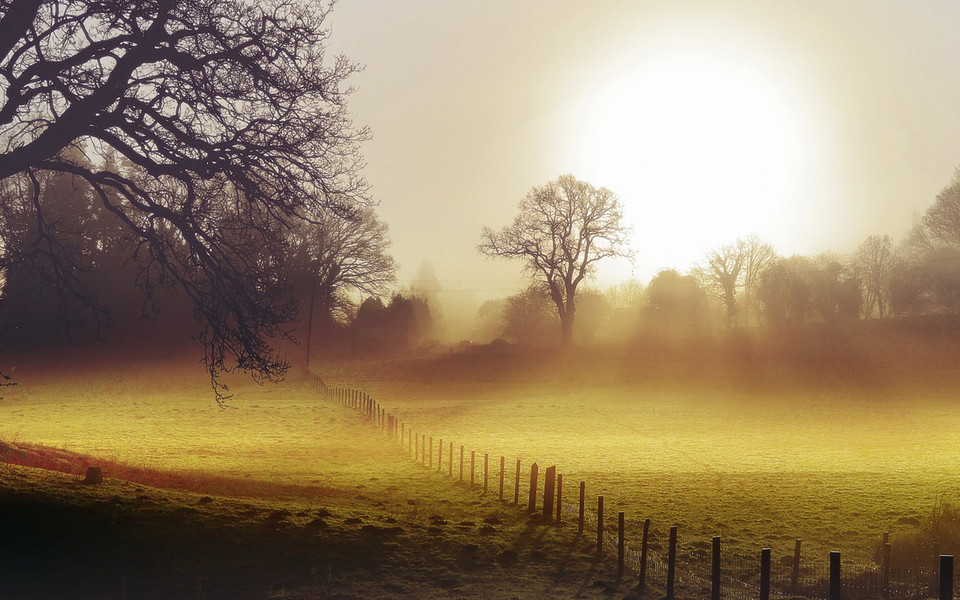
0, 483, 396, 600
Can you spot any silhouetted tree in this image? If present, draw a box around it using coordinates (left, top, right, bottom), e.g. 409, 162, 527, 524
739, 234, 778, 325
501, 284, 558, 346
700, 242, 745, 328
642, 269, 708, 339
0, 1, 369, 400
478, 174, 631, 347
853, 234, 895, 318
350, 293, 432, 352
807, 254, 861, 322
921, 170, 960, 249
572, 288, 611, 344
602, 279, 644, 341
757, 256, 812, 325
287, 208, 396, 330
888, 255, 925, 316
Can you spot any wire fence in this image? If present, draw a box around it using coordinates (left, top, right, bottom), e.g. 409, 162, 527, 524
312, 378, 954, 600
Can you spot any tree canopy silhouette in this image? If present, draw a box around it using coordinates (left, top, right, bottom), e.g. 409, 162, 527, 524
0, 0, 369, 400
478, 174, 631, 347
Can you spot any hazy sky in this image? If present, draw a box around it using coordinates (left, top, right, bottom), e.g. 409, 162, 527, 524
329, 1, 960, 304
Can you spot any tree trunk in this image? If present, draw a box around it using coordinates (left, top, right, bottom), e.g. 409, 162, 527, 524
560, 313, 574, 347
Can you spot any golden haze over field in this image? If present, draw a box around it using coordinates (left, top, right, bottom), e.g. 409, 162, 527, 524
3, 1, 960, 599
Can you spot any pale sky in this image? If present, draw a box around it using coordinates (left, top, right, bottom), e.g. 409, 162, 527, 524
328, 1, 960, 307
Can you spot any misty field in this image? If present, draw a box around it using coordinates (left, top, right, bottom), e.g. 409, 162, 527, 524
327, 333, 960, 571
3, 326, 960, 597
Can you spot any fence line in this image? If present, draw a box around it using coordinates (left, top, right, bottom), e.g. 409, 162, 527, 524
311, 377, 952, 600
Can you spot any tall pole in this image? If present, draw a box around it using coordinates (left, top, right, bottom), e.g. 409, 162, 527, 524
304, 275, 316, 372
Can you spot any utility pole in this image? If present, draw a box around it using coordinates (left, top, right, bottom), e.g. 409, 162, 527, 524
304, 275, 316, 372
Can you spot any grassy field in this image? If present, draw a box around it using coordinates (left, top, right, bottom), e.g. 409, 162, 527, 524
0, 351, 628, 600
323, 323, 960, 576
3, 321, 960, 598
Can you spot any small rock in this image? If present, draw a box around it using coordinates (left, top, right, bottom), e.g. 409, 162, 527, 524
82, 466, 103, 485
497, 549, 520, 567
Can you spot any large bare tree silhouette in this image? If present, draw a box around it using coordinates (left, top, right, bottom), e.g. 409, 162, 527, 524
0, 0, 369, 401
479, 175, 631, 348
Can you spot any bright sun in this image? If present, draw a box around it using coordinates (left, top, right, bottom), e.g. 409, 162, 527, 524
570, 45, 820, 278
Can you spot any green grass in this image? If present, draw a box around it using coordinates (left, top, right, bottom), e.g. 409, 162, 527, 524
0, 369, 629, 600
3, 323, 959, 598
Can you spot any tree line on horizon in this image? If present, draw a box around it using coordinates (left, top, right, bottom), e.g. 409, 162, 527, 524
3, 0, 960, 396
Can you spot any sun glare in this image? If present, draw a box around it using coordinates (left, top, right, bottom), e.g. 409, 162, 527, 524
571, 45, 820, 276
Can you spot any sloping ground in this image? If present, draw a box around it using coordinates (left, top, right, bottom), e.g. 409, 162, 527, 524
0, 377, 631, 600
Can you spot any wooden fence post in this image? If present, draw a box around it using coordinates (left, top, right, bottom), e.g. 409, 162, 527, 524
438, 438, 443, 471
639, 518, 650, 589
760, 547, 771, 600
543, 466, 556, 520
712, 536, 721, 600
483, 453, 489, 493
829, 551, 841, 600
792, 539, 802, 595
556, 474, 563, 523
499, 456, 505, 500
578, 481, 585, 534
596, 496, 604, 556
414, 432, 419, 462
470, 451, 476, 487
459, 446, 464, 482
514, 459, 521, 505
448, 442, 453, 477
528, 463, 539, 512
422, 434, 427, 465
618, 512, 625, 577
935, 543, 942, 599
940, 555, 953, 600
666, 525, 677, 600
428, 436, 433, 468
881, 541, 891, 599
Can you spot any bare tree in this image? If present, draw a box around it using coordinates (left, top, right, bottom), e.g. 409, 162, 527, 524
700, 242, 745, 328
478, 175, 631, 347
921, 170, 960, 249
0, 1, 369, 401
739, 234, 778, 325
287, 208, 396, 328
853, 234, 895, 318
698, 235, 776, 328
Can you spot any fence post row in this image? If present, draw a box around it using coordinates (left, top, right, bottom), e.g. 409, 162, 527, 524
617, 512, 625, 577
483, 453, 489, 493
829, 551, 841, 600
666, 525, 677, 600
639, 517, 650, 589
326, 385, 908, 600
792, 539, 802, 596
941, 555, 954, 600
514, 459, 521, 505
881, 541, 891, 599
543, 466, 556, 520
528, 463, 539, 512
578, 481, 585, 534
760, 547, 771, 600
499, 456, 505, 500
711, 536, 721, 600
555, 474, 563, 524
596, 495, 604, 556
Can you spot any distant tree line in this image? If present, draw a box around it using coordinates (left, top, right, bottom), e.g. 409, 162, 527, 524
471, 169, 960, 348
